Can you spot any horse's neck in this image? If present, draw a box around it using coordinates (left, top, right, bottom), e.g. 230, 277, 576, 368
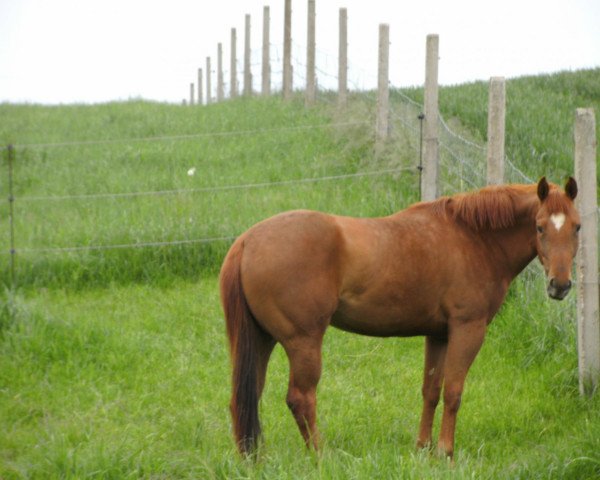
486, 193, 539, 279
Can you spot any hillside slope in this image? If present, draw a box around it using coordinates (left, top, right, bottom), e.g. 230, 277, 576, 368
0, 97, 410, 288
0, 68, 598, 289
402, 68, 600, 181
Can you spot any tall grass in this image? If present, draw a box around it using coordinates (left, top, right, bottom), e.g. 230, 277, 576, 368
0, 96, 415, 289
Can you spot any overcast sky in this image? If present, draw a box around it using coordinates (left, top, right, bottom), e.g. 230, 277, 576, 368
1, 0, 598, 104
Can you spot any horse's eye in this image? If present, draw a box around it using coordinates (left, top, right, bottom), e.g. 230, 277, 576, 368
576, 224, 581, 233
536, 225, 544, 234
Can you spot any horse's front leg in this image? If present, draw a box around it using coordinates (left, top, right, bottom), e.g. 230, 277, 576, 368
437, 320, 486, 460
416, 335, 447, 449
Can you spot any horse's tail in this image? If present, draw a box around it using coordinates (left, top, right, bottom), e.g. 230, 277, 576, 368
219, 238, 264, 455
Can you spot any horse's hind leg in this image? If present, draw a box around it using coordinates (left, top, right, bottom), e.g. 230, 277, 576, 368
256, 329, 277, 400
283, 335, 324, 450
417, 335, 447, 449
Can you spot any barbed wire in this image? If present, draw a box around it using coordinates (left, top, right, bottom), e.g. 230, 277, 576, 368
6, 120, 369, 151
506, 157, 535, 183
8, 235, 238, 255
438, 115, 486, 152
391, 89, 423, 110
17, 167, 411, 202
388, 83, 535, 187
6, 167, 412, 254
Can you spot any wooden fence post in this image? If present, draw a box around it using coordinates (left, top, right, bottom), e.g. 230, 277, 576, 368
217, 43, 224, 101
574, 107, 600, 396
230, 28, 238, 98
262, 6, 271, 96
305, 0, 316, 106
244, 14, 252, 96
338, 7, 348, 108
375, 23, 389, 153
283, 0, 293, 100
421, 34, 439, 201
189, 83, 195, 105
7, 144, 15, 287
206, 57, 212, 104
486, 77, 505, 185
198, 68, 203, 105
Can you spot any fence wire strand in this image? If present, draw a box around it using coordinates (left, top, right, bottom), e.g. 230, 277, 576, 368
9, 120, 369, 151
18, 168, 411, 203
10, 236, 239, 255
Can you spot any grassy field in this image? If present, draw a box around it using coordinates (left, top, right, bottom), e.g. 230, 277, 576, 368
0, 96, 413, 289
1, 69, 600, 478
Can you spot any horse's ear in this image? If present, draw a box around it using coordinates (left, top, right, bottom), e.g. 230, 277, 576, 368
565, 176, 578, 200
537, 177, 549, 202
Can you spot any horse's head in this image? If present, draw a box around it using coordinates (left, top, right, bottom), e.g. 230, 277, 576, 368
535, 177, 580, 300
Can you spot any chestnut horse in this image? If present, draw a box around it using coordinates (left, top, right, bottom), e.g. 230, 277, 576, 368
220, 177, 580, 459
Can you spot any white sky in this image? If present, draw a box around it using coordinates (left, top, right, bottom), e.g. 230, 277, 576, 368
0, 0, 598, 104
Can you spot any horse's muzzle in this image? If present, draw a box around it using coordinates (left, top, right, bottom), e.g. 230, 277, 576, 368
547, 278, 572, 300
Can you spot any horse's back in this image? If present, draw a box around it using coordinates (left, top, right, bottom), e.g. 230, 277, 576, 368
241, 209, 341, 276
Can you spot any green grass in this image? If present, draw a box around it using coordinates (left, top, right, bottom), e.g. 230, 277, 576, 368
1, 69, 600, 478
0, 96, 414, 288
1, 281, 599, 479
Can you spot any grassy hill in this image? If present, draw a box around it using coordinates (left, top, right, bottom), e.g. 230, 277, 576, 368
1, 69, 599, 479
404, 68, 600, 181
1, 68, 598, 289
0, 97, 412, 288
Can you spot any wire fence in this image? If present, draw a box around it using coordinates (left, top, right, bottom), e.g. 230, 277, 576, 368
4, 120, 368, 152
1, 36, 539, 282
16, 167, 407, 203
1, 111, 412, 263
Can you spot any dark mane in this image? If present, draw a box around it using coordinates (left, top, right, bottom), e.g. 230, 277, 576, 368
426, 184, 544, 230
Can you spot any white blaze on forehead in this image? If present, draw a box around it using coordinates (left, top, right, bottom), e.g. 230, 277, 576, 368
550, 213, 566, 231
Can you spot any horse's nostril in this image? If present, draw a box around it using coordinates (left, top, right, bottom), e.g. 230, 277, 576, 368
549, 278, 572, 292
556, 279, 571, 289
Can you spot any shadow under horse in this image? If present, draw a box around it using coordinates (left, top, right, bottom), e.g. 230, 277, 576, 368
220, 177, 580, 460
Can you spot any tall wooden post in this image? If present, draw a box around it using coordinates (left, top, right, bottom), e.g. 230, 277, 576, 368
189, 83, 195, 105
217, 43, 224, 101
338, 8, 348, 108
375, 24, 389, 152
206, 57, 212, 104
305, 0, 316, 106
7, 144, 15, 287
230, 28, 238, 98
486, 77, 506, 185
244, 14, 252, 96
283, 0, 293, 100
262, 6, 271, 96
574, 107, 600, 397
197, 68, 203, 105
421, 34, 439, 201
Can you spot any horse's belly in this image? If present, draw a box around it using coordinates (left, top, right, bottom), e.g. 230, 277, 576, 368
330, 299, 448, 338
